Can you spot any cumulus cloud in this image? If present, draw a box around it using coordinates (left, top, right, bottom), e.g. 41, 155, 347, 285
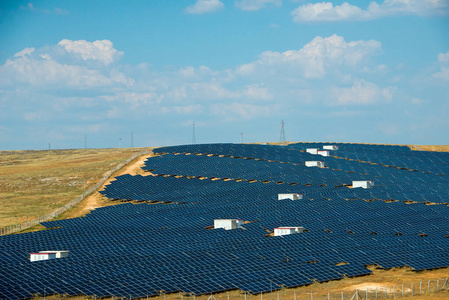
236, 35, 381, 79
330, 80, 393, 105
0, 39, 130, 90
433, 50, 449, 81
291, 0, 449, 22
235, 0, 282, 11
185, 0, 224, 14
58, 40, 123, 66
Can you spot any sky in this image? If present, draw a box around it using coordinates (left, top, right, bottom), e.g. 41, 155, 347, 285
0, 0, 448, 150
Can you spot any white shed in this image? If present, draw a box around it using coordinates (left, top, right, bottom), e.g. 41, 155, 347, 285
352, 181, 374, 189
278, 193, 303, 200
30, 252, 57, 262
306, 148, 319, 154
30, 250, 69, 262
214, 219, 243, 230
305, 161, 326, 168
323, 145, 339, 150
317, 150, 330, 156
40, 250, 69, 258
274, 227, 305, 236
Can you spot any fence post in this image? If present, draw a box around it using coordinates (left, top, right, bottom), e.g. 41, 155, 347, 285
294, 290, 296, 300
402, 284, 404, 296
393, 284, 395, 298
420, 281, 422, 294
411, 283, 413, 296
342, 290, 344, 300
385, 286, 387, 297
366, 289, 368, 300
428, 280, 431, 293
311, 290, 313, 300
376, 287, 378, 299
437, 279, 440, 292
328, 289, 330, 300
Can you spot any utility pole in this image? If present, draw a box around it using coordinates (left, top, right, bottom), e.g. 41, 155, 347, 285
119, 138, 122, 149
48, 143, 51, 150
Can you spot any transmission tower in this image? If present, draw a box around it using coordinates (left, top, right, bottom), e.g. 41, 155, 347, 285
280, 120, 286, 143
192, 121, 196, 144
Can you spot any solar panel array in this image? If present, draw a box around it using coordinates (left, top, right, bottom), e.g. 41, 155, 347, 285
1, 142, 449, 299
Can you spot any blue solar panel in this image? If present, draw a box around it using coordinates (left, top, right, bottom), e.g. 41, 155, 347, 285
1, 143, 449, 298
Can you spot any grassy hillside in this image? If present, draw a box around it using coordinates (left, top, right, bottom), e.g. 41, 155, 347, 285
0, 148, 147, 228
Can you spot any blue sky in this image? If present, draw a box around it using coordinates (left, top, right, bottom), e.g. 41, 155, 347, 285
1, 0, 448, 150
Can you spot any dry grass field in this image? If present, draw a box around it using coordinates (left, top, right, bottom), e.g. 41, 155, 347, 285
0, 148, 147, 228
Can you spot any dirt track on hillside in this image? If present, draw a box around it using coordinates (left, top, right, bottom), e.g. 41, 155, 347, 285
60, 152, 154, 219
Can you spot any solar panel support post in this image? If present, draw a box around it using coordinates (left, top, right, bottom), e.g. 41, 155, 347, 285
420, 281, 422, 294
444, 278, 448, 290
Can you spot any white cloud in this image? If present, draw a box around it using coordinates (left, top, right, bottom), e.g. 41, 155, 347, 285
242, 84, 273, 100
330, 80, 393, 105
58, 40, 123, 66
438, 51, 449, 62
291, 0, 449, 22
20, 2, 68, 15
14, 48, 35, 57
185, 0, 224, 14
433, 51, 449, 81
236, 35, 381, 79
210, 102, 276, 119
0, 40, 130, 89
433, 67, 449, 80
235, 0, 282, 11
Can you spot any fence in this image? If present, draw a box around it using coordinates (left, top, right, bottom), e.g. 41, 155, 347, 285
26, 277, 448, 300
0, 149, 151, 236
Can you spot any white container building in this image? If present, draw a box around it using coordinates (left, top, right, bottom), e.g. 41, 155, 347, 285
305, 161, 326, 168
306, 148, 319, 155
214, 219, 243, 230
317, 150, 330, 156
278, 193, 303, 200
352, 181, 374, 189
30, 250, 69, 262
274, 227, 305, 236
30, 252, 57, 262
323, 145, 339, 150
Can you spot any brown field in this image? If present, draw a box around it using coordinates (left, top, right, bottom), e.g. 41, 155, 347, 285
0, 148, 148, 228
